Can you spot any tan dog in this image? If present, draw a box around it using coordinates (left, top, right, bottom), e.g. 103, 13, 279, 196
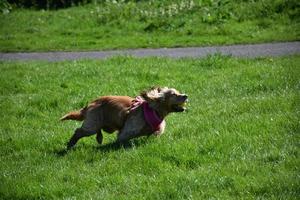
61, 87, 188, 148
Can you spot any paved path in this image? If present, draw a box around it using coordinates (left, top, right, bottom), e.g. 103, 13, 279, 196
0, 42, 299, 61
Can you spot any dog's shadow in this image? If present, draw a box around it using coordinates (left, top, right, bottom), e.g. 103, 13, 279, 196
54, 138, 151, 157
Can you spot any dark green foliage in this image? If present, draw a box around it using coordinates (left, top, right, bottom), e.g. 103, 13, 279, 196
0, 0, 12, 14
7, 0, 92, 9
232, 0, 300, 21
92, 0, 300, 26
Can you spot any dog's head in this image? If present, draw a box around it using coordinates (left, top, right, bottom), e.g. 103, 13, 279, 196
141, 86, 188, 114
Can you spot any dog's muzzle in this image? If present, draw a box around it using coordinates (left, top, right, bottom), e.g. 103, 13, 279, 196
172, 95, 188, 112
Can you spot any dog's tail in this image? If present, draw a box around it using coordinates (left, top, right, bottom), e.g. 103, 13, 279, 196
60, 107, 86, 121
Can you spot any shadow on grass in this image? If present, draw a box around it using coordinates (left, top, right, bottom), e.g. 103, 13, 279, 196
96, 138, 152, 152
54, 138, 152, 157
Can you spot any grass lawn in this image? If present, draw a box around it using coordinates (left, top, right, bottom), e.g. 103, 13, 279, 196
0, 55, 299, 199
0, 0, 299, 52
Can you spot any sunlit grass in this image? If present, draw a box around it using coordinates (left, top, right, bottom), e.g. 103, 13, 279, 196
0, 55, 299, 199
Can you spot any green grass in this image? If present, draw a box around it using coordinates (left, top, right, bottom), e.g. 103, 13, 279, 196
0, 55, 299, 199
0, 0, 299, 52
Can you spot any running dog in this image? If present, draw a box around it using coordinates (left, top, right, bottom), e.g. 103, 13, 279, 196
61, 87, 188, 148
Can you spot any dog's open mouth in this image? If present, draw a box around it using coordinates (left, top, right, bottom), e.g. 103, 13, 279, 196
172, 101, 188, 112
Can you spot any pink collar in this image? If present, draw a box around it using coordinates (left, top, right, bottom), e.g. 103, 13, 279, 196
130, 96, 164, 132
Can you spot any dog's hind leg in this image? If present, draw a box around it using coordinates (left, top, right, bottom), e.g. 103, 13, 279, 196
96, 130, 103, 144
67, 128, 96, 149
67, 106, 103, 149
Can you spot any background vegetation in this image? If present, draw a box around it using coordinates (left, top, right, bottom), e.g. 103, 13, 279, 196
0, 55, 299, 199
1, 0, 299, 52
6, 0, 91, 9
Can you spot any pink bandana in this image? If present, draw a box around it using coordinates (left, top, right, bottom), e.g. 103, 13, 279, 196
130, 96, 165, 132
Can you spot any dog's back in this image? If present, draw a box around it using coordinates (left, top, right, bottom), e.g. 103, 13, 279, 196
96, 96, 134, 131
61, 96, 133, 131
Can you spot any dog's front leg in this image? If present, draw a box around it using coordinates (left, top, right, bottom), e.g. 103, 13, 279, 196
116, 129, 139, 145
116, 111, 145, 144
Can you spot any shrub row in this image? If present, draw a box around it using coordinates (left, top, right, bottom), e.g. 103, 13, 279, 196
7, 0, 93, 9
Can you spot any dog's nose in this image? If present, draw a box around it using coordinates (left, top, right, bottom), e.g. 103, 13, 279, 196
182, 94, 188, 99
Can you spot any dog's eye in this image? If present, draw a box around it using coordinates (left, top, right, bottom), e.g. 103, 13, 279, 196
170, 92, 176, 96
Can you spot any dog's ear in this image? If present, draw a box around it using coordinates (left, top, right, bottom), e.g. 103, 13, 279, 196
154, 86, 162, 92
141, 87, 164, 102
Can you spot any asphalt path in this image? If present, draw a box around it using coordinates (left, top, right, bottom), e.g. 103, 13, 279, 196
0, 41, 299, 61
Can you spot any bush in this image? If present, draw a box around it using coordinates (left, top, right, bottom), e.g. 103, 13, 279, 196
7, 0, 93, 9
1, 0, 12, 14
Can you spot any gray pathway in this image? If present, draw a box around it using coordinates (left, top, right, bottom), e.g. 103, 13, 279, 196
0, 42, 299, 61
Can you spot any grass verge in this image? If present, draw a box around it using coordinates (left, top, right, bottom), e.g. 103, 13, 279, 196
0, 0, 299, 52
0, 55, 299, 199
